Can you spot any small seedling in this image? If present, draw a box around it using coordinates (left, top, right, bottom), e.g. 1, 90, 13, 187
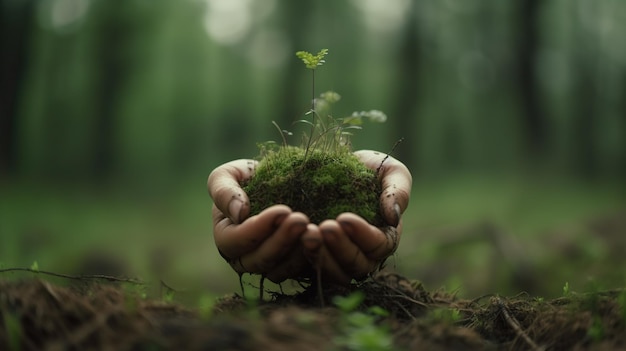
163, 289, 175, 303
563, 282, 570, 296
587, 316, 605, 342
332, 291, 394, 351
333, 290, 366, 312
198, 294, 216, 319
2, 311, 21, 351
296, 48, 328, 110
244, 49, 388, 225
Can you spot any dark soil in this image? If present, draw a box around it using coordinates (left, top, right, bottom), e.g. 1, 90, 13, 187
1, 272, 625, 350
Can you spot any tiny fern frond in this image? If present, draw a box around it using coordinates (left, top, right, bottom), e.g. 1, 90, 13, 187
296, 48, 329, 70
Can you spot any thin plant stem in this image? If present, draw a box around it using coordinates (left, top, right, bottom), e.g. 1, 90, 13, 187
304, 69, 317, 160
272, 120, 288, 147
311, 69, 315, 111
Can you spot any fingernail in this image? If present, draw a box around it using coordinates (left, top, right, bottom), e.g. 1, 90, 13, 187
393, 203, 401, 226
274, 213, 288, 227
229, 199, 243, 224
290, 222, 307, 235
321, 228, 336, 239
339, 221, 354, 235
302, 237, 322, 251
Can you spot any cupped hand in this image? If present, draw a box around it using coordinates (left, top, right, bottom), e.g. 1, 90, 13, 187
207, 151, 412, 284
300, 150, 412, 283
208, 160, 313, 283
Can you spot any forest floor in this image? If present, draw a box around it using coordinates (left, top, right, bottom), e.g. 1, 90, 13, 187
1, 271, 625, 351
1, 179, 624, 350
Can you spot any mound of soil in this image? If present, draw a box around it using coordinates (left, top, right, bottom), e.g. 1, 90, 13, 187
244, 147, 384, 226
1, 272, 624, 350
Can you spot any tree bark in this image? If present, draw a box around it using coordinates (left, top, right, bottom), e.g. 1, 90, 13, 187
0, 0, 36, 176
390, 3, 420, 171
275, 1, 315, 131
517, 0, 546, 161
91, 1, 132, 180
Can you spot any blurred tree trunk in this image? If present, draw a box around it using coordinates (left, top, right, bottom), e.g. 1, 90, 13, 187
571, 48, 597, 178
390, 3, 419, 170
621, 74, 626, 177
91, 1, 132, 180
570, 4, 599, 178
517, 0, 546, 162
275, 0, 314, 130
572, 67, 596, 177
0, 0, 35, 176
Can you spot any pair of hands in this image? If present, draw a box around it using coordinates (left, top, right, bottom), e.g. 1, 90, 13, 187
208, 150, 412, 285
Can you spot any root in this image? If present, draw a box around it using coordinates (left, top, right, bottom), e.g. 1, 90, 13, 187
315, 264, 325, 308
0, 267, 142, 284
493, 296, 544, 351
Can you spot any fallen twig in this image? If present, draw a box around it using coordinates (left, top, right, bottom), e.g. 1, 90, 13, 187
392, 299, 417, 321
493, 296, 543, 351
0, 267, 143, 284
382, 293, 428, 308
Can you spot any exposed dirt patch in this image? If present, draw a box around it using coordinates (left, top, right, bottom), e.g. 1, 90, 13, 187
1, 272, 625, 350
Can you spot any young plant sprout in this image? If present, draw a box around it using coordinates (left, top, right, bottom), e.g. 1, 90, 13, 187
243, 49, 388, 225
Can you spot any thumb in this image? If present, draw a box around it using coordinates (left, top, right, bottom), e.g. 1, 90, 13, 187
208, 159, 257, 223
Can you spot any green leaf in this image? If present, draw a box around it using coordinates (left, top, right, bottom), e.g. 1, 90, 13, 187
198, 294, 216, 319
3, 310, 22, 351
30, 261, 39, 272
351, 110, 387, 123
342, 116, 363, 126
363, 110, 387, 123
345, 311, 373, 328
367, 305, 390, 317
587, 317, 605, 342
296, 48, 329, 69
164, 290, 175, 302
320, 90, 341, 103
333, 291, 365, 312
294, 119, 315, 127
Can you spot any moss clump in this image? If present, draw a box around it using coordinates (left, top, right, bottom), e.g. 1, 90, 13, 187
243, 147, 384, 226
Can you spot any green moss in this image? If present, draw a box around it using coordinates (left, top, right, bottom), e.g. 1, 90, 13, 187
243, 147, 384, 226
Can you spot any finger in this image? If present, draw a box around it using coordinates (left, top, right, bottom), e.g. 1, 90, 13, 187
237, 212, 309, 274
315, 245, 353, 285
213, 205, 292, 258
319, 220, 379, 279
208, 159, 258, 224
354, 150, 412, 226
336, 213, 399, 260
212, 203, 229, 229
301, 224, 352, 284
301, 223, 323, 253
264, 249, 311, 283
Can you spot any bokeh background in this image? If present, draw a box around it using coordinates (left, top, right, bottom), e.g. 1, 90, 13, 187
2, 0, 625, 303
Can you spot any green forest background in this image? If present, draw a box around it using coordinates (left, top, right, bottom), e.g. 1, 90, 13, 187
1, 0, 625, 303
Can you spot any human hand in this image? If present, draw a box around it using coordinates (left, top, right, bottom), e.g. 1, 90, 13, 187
300, 150, 412, 283
208, 160, 313, 283
207, 151, 412, 284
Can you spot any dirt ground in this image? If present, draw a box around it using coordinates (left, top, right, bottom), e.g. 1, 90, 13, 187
1, 271, 625, 351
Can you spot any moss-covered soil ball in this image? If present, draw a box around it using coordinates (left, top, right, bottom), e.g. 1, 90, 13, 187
243, 147, 384, 226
